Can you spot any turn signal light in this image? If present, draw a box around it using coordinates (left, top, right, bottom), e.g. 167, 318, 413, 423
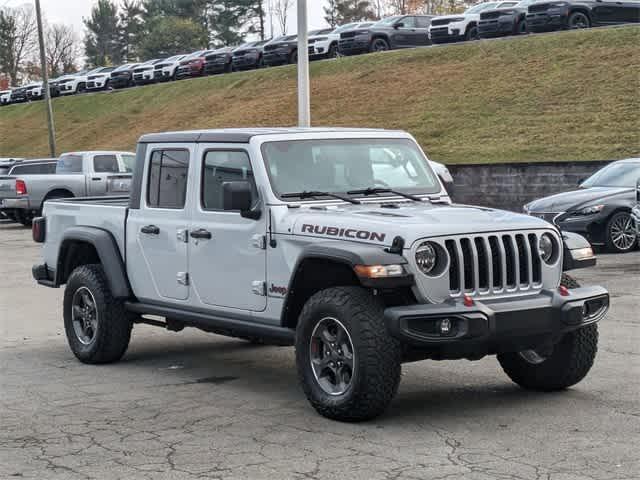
15, 179, 27, 196
354, 264, 404, 278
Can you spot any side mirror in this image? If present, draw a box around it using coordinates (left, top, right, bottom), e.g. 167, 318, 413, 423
577, 177, 586, 187
394, 22, 404, 29
222, 181, 260, 219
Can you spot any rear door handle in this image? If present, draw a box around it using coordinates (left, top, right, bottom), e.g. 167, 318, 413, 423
190, 228, 212, 240
92, 177, 102, 181
141, 225, 160, 235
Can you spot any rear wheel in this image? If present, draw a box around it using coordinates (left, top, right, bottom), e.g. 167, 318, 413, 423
296, 286, 402, 421
64, 265, 132, 364
568, 11, 590, 29
369, 38, 390, 52
605, 211, 637, 253
497, 274, 598, 391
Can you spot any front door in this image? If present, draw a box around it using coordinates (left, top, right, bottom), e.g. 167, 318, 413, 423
391, 16, 418, 47
189, 146, 267, 312
126, 146, 193, 302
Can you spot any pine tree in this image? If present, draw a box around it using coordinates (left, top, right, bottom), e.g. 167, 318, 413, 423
84, 0, 121, 67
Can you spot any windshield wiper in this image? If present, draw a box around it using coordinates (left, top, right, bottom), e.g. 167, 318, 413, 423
346, 187, 423, 202
281, 190, 361, 204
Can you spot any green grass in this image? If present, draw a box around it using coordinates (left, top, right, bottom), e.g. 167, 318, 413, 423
1, 26, 639, 164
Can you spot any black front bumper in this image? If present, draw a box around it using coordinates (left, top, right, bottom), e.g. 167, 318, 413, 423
385, 287, 608, 356
110, 76, 131, 88
429, 27, 464, 43
478, 19, 516, 37
263, 49, 291, 66
338, 39, 370, 55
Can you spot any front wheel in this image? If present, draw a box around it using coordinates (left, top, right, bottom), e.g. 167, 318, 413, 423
369, 38, 390, 53
466, 25, 480, 41
497, 274, 598, 391
64, 264, 132, 364
605, 211, 637, 253
289, 49, 298, 64
516, 19, 527, 34
568, 11, 591, 29
295, 287, 402, 421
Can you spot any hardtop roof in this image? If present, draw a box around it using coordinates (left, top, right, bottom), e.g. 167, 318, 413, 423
138, 127, 403, 144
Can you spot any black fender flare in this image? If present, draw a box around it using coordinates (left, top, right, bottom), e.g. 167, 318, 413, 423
56, 226, 132, 298
562, 231, 596, 271
287, 241, 413, 292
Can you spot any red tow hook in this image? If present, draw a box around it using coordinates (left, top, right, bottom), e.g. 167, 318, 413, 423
558, 285, 570, 297
463, 294, 474, 307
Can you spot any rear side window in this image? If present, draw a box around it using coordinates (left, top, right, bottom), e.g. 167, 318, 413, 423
57, 155, 83, 173
201, 150, 256, 210
147, 150, 189, 209
93, 155, 119, 173
10, 163, 56, 174
416, 17, 432, 28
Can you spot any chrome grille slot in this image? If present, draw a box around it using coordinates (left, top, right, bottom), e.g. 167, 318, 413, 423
435, 232, 548, 298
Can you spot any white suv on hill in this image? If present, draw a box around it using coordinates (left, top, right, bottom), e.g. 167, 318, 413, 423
154, 54, 188, 82
429, 1, 518, 43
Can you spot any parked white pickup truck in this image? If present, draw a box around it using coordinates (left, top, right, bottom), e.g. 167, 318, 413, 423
32, 128, 607, 421
2, 151, 134, 225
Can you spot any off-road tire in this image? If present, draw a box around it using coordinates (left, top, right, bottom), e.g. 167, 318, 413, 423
64, 264, 132, 364
498, 273, 598, 391
295, 286, 402, 422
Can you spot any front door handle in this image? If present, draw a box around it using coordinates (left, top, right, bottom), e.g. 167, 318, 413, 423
141, 225, 160, 235
92, 177, 102, 181
190, 228, 212, 240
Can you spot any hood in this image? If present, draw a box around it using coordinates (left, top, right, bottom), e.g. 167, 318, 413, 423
527, 187, 633, 212
282, 202, 551, 248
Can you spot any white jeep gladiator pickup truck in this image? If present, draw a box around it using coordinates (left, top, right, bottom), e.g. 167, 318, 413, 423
32, 128, 608, 421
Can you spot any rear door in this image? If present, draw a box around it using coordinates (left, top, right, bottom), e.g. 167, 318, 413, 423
126, 145, 193, 302
188, 145, 267, 311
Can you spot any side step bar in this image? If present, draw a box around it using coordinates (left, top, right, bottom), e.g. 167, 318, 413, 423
125, 302, 295, 346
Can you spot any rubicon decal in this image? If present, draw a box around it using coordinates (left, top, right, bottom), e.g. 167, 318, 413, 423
301, 224, 386, 242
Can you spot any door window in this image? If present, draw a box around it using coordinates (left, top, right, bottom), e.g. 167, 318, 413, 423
416, 17, 432, 28
201, 150, 257, 211
57, 155, 83, 173
400, 16, 417, 28
93, 155, 119, 173
147, 149, 189, 209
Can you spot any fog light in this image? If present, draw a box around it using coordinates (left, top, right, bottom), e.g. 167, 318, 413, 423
439, 318, 452, 335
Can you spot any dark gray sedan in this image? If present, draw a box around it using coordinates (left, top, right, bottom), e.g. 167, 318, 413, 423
525, 158, 640, 253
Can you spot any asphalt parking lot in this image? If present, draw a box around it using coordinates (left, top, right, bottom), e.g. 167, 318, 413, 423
0, 219, 638, 480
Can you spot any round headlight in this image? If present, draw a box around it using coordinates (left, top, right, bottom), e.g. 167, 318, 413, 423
415, 242, 438, 274
538, 233, 555, 263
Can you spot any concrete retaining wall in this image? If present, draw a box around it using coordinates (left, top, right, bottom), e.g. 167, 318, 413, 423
447, 160, 610, 211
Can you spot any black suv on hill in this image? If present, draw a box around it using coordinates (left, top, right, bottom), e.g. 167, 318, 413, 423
478, 0, 536, 37
204, 47, 234, 74
338, 15, 434, 55
231, 39, 271, 70
526, 0, 640, 32
263, 35, 299, 66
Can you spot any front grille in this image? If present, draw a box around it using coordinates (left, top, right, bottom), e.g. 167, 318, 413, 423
529, 3, 551, 12
431, 18, 454, 26
340, 31, 357, 39
430, 27, 450, 37
444, 233, 542, 295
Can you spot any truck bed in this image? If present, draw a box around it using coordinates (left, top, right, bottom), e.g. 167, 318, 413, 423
42, 196, 130, 268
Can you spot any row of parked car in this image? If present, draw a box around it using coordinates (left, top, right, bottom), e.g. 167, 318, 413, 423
2, 1, 637, 106
1, 152, 638, 255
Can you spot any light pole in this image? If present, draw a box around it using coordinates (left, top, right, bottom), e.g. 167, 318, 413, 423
34, 0, 56, 157
296, 0, 310, 127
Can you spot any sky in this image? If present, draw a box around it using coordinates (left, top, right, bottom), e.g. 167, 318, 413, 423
2, 0, 329, 38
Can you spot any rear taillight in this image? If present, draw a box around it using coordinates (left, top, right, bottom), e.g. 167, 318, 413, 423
15, 179, 27, 195
32, 217, 46, 243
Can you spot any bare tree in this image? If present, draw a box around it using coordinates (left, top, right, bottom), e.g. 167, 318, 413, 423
0, 5, 38, 85
273, 0, 294, 35
46, 24, 80, 77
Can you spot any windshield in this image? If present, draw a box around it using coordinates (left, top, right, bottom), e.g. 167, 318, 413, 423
514, 0, 536, 7
262, 138, 441, 199
581, 161, 640, 188
374, 16, 402, 26
334, 23, 357, 33
466, 2, 498, 13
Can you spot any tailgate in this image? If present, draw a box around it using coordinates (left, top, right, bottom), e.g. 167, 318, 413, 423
0, 176, 16, 201
106, 174, 132, 194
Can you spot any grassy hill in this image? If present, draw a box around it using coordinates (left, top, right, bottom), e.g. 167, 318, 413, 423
1, 26, 639, 164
